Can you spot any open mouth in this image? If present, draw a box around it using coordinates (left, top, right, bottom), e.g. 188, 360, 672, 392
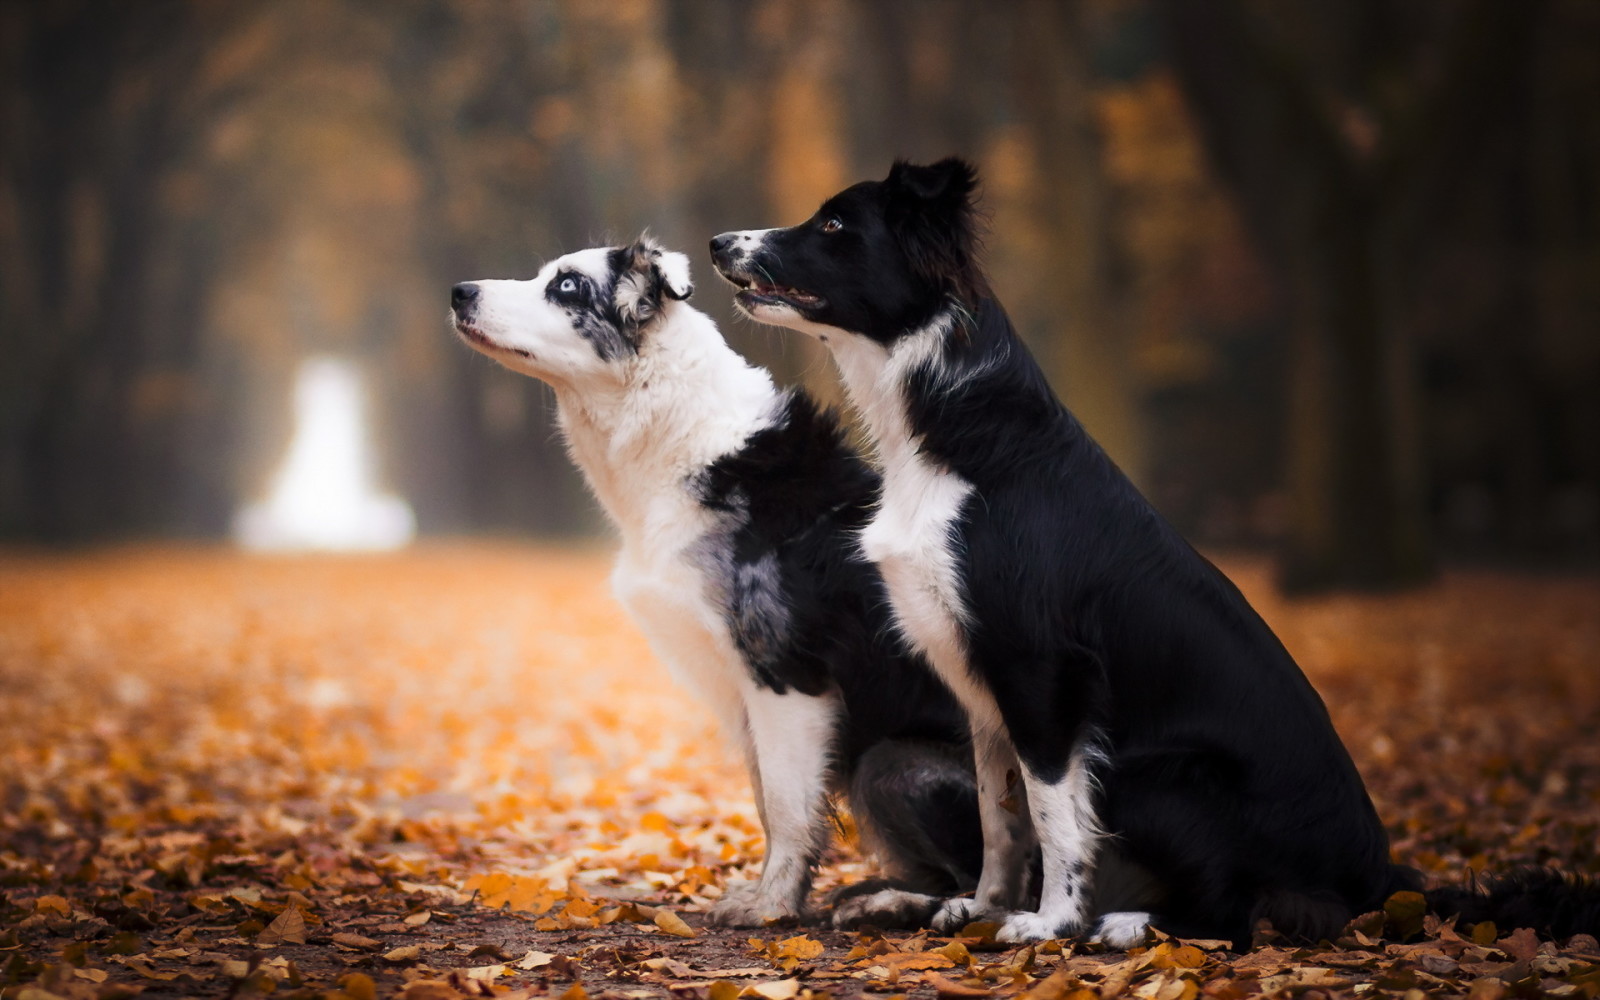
721, 272, 825, 312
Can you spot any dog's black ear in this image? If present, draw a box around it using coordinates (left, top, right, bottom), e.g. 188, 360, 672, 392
884, 158, 985, 302
614, 235, 694, 334
888, 158, 978, 205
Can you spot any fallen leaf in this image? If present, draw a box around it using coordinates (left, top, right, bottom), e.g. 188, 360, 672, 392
1496, 927, 1540, 962
924, 972, 994, 998
401, 981, 462, 1000
341, 973, 378, 1000
938, 941, 974, 966
654, 909, 697, 938
257, 905, 307, 945
1385, 891, 1428, 941
1017, 968, 1076, 1000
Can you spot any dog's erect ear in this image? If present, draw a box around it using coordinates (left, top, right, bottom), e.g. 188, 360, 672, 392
656, 249, 693, 301
888, 158, 978, 206
613, 235, 694, 334
884, 158, 985, 302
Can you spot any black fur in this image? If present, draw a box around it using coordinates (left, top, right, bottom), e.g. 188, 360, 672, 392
848, 740, 984, 893
1427, 869, 1600, 941
713, 159, 1598, 948
693, 387, 982, 890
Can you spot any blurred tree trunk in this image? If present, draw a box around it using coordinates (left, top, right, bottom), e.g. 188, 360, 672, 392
1158, 0, 1539, 590
1012, 0, 1143, 487
0, 1, 273, 540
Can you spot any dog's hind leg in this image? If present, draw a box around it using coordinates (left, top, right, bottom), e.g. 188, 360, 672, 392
851, 739, 982, 890
832, 740, 982, 929
707, 686, 839, 927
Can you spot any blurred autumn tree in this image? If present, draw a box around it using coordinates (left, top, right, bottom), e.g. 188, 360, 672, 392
0, 0, 1595, 588
1157, 0, 1598, 590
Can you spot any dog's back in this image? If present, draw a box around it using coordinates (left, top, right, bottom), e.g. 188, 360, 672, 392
935, 297, 1400, 941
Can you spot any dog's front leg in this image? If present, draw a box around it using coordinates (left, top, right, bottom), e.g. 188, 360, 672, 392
995, 746, 1102, 942
931, 718, 1035, 932
706, 685, 838, 927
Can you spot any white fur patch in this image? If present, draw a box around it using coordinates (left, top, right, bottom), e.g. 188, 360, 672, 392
998, 750, 1104, 941
656, 249, 693, 300
1092, 911, 1153, 950
707, 686, 838, 923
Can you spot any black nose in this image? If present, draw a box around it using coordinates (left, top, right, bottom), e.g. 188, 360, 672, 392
710, 233, 738, 258
451, 283, 479, 310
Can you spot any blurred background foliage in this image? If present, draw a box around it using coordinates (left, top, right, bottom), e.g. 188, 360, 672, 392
0, 0, 1595, 590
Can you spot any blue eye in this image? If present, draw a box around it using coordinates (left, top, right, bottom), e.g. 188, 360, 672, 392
558, 277, 578, 294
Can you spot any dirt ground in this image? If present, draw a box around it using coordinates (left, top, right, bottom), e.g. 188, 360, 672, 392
2, 544, 1597, 1000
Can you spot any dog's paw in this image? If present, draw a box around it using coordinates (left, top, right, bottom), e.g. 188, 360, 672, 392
1089, 911, 1153, 950
996, 910, 1082, 943
831, 888, 942, 930
706, 885, 807, 928
931, 897, 1005, 934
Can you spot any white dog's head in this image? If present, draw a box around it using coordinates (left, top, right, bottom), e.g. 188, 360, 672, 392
450, 235, 694, 385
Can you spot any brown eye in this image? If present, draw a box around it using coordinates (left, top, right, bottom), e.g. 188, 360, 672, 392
821, 217, 843, 234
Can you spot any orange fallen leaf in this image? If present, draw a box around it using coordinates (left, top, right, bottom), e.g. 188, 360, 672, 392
341, 973, 378, 1000
654, 909, 697, 938
925, 972, 994, 998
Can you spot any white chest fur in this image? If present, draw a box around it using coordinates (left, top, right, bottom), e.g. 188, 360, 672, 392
611, 534, 750, 737
831, 323, 995, 725
554, 309, 782, 741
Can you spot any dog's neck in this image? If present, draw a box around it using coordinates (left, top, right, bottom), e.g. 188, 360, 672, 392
826, 309, 957, 477
555, 304, 778, 548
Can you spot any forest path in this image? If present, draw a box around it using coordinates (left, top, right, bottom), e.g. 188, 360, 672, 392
2, 545, 1597, 999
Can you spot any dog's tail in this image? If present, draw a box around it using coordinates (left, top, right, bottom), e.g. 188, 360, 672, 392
1424, 867, 1600, 940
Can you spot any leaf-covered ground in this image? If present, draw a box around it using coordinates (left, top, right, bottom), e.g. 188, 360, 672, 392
2, 545, 1597, 1000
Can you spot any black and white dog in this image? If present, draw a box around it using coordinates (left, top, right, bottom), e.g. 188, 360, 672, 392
709, 161, 1418, 948
449, 236, 980, 926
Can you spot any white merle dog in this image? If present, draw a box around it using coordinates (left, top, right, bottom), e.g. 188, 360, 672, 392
449, 236, 981, 927
710, 162, 1422, 948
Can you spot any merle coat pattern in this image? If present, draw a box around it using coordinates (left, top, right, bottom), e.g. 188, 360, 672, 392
449, 236, 980, 926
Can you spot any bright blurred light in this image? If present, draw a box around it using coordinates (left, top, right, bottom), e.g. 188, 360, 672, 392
234, 357, 415, 551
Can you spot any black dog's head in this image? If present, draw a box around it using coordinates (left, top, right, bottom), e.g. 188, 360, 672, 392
710, 158, 986, 344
